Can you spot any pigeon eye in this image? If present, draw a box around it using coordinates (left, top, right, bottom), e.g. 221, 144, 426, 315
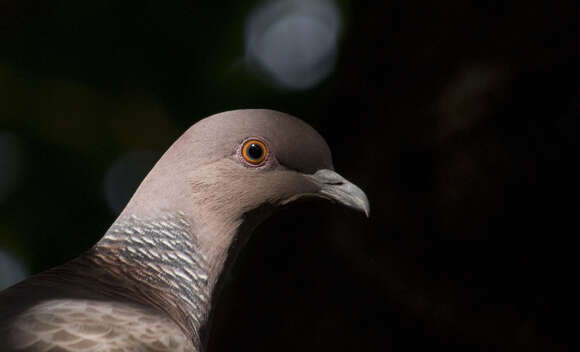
241, 139, 268, 165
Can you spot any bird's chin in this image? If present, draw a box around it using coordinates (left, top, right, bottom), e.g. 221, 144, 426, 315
278, 192, 325, 206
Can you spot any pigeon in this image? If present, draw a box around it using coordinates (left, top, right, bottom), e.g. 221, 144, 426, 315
0, 109, 369, 351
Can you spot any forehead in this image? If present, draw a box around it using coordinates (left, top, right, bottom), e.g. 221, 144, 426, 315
180, 109, 333, 173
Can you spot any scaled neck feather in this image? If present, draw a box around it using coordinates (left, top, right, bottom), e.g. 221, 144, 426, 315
87, 211, 241, 349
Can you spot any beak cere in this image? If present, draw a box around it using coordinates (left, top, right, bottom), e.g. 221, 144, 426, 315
310, 169, 370, 217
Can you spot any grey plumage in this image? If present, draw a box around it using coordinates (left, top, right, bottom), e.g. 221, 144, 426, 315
94, 213, 210, 346
1, 214, 203, 351
0, 109, 369, 351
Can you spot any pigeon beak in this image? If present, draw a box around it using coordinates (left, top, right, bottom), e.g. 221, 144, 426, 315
309, 169, 370, 218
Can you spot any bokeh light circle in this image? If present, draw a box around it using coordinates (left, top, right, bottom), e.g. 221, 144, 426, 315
245, 0, 342, 90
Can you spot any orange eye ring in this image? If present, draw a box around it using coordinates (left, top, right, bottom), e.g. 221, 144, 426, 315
241, 139, 268, 165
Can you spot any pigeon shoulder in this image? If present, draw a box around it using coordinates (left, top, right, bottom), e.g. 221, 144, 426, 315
0, 261, 194, 352
1, 295, 193, 352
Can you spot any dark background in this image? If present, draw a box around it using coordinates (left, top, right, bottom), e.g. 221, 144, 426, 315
0, 1, 576, 351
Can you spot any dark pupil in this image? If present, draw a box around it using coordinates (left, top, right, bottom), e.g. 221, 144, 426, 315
247, 143, 263, 160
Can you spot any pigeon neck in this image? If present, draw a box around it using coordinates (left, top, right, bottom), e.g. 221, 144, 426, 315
91, 212, 238, 349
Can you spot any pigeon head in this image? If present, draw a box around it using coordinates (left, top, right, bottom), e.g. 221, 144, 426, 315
123, 109, 369, 269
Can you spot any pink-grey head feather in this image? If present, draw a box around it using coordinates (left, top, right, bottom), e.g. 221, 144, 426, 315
124, 109, 368, 274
